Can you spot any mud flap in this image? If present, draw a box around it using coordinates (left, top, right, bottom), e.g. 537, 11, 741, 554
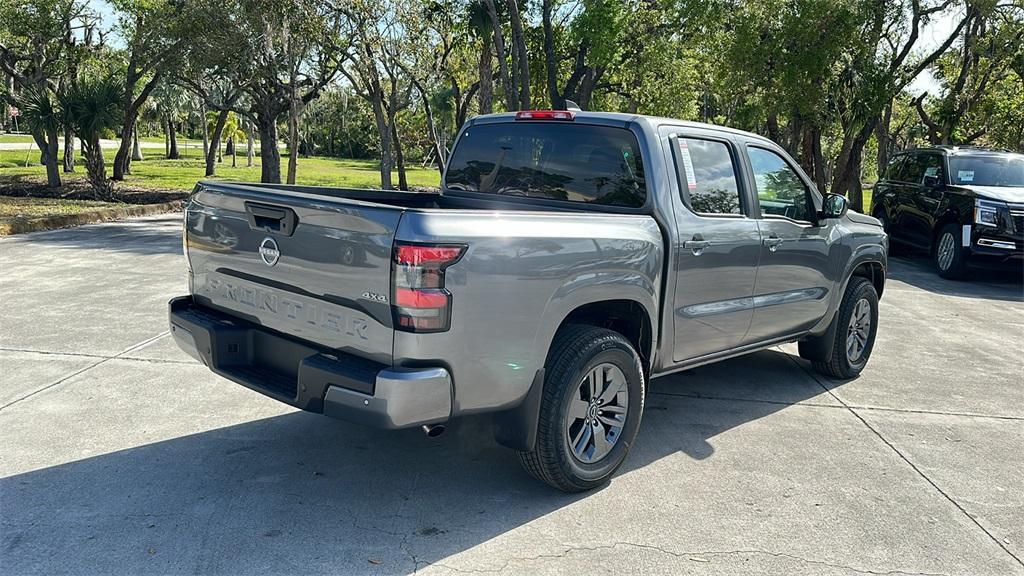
493, 369, 545, 451
797, 309, 840, 362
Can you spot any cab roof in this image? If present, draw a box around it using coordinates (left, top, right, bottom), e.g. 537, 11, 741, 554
467, 110, 778, 147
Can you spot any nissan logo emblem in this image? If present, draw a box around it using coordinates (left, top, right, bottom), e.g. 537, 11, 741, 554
259, 237, 280, 267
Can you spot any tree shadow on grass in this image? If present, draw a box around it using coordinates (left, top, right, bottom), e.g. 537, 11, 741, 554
0, 349, 838, 575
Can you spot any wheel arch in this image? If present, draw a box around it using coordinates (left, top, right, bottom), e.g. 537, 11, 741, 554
932, 210, 964, 250
493, 297, 655, 452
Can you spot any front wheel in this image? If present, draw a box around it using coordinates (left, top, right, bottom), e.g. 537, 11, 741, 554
934, 223, 968, 279
517, 325, 645, 492
810, 277, 879, 379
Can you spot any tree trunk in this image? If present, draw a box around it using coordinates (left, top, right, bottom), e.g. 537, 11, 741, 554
163, 117, 169, 157
256, 111, 281, 183
478, 30, 494, 115
766, 114, 781, 145
246, 119, 254, 167
39, 127, 61, 188
390, 119, 408, 191
370, 89, 393, 190
225, 136, 235, 156
484, 0, 516, 111
113, 87, 156, 180
201, 103, 210, 160
542, 0, 563, 110
63, 127, 74, 173
83, 137, 113, 200
506, 0, 530, 110
132, 126, 144, 161
231, 137, 236, 167
206, 109, 229, 177
830, 119, 876, 212
800, 125, 827, 193
168, 120, 179, 159
287, 105, 300, 184
876, 103, 892, 180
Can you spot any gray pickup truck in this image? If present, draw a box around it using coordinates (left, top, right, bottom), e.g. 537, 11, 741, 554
169, 111, 887, 491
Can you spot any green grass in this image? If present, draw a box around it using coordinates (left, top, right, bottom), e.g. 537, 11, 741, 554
0, 147, 440, 191
0, 134, 35, 143
0, 196, 118, 219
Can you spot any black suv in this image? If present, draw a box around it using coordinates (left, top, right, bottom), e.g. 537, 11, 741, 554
872, 146, 1023, 279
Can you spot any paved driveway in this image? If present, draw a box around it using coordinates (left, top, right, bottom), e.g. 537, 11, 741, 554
2, 215, 1022, 575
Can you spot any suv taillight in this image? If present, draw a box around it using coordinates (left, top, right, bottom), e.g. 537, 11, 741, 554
392, 243, 466, 333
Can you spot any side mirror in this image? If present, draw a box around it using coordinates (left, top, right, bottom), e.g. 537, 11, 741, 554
923, 174, 940, 188
821, 193, 849, 220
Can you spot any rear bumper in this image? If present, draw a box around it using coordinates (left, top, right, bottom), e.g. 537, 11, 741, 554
168, 296, 451, 429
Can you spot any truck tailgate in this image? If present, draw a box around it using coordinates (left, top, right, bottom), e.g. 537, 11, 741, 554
184, 183, 399, 364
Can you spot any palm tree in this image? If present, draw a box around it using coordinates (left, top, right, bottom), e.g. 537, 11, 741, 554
10, 87, 63, 188
61, 76, 123, 200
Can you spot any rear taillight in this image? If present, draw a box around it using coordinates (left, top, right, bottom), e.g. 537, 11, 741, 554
392, 242, 466, 333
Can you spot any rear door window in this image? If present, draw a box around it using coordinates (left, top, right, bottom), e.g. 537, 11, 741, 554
672, 137, 743, 215
884, 156, 906, 181
444, 122, 646, 207
897, 154, 927, 184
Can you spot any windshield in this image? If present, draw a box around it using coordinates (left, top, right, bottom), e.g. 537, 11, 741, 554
949, 155, 1024, 187
444, 122, 646, 207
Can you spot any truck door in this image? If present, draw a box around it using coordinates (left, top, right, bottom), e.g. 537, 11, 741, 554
741, 144, 832, 343
667, 131, 762, 362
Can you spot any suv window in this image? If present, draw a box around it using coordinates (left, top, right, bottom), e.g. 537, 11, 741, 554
949, 154, 1024, 186
444, 122, 646, 207
673, 136, 742, 215
897, 154, 927, 183
920, 153, 945, 184
746, 147, 813, 222
884, 155, 906, 181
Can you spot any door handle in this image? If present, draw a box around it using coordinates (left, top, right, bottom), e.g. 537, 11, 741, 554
683, 234, 711, 255
762, 235, 784, 252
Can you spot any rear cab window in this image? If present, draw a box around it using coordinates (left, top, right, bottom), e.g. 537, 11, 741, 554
444, 122, 646, 208
671, 136, 744, 216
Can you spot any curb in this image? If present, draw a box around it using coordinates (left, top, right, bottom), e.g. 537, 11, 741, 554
0, 201, 183, 235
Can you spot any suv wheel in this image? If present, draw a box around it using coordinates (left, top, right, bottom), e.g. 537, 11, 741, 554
517, 325, 645, 492
810, 277, 879, 379
934, 223, 967, 279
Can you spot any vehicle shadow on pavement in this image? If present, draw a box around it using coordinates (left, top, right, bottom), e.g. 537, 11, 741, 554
886, 256, 1023, 302
0, 350, 834, 575
5, 215, 184, 256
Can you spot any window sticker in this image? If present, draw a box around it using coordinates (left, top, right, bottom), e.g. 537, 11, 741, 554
958, 170, 975, 182
678, 139, 697, 190
924, 166, 939, 177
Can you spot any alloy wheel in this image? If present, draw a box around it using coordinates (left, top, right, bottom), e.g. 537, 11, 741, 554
846, 298, 872, 363
565, 363, 629, 463
936, 232, 956, 271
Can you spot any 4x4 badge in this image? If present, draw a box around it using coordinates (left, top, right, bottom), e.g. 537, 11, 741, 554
258, 237, 280, 267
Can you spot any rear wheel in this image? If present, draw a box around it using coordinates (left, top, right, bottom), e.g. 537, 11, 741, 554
517, 325, 645, 492
934, 223, 968, 279
809, 277, 879, 379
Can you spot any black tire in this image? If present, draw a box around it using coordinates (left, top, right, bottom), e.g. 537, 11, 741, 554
811, 277, 879, 379
517, 325, 645, 492
933, 222, 968, 279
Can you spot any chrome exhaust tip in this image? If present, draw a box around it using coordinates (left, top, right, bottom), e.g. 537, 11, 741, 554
422, 424, 446, 438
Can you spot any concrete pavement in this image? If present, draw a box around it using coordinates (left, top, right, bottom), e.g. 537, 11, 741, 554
1, 215, 1022, 575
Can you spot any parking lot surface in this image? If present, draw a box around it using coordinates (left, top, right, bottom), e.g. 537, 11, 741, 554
2, 215, 1022, 575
